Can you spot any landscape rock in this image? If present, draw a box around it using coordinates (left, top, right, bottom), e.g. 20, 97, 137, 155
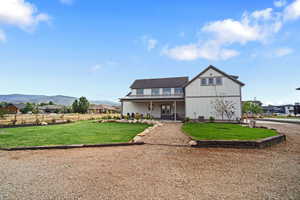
41, 122, 48, 126
133, 136, 143, 142
189, 140, 197, 146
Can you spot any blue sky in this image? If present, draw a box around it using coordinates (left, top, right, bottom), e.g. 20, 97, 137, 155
0, 0, 299, 105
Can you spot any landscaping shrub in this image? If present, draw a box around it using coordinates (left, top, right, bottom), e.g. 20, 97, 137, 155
209, 116, 215, 122
183, 117, 190, 122
36, 118, 41, 125
131, 113, 135, 119
11, 119, 17, 125
113, 115, 120, 120
135, 113, 141, 120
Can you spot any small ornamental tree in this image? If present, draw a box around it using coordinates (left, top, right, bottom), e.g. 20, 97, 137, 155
211, 97, 236, 120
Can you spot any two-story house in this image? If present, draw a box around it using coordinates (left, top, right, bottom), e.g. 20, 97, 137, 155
120, 65, 245, 120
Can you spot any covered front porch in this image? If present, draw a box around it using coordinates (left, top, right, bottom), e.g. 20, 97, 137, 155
121, 99, 185, 120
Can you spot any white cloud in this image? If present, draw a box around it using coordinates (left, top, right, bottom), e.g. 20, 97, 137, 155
162, 41, 239, 61
90, 64, 101, 72
252, 8, 273, 20
162, 44, 201, 61
147, 39, 158, 51
0, 29, 6, 42
202, 19, 261, 45
0, 0, 50, 31
141, 35, 158, 51
163, 1, 300, 61
274, 0, 287, 8
60, 0, 73, 5
284, 0, 300, 20
275, 47, 293, 56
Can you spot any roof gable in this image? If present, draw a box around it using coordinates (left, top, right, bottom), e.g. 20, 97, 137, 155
130, 77, 189, 89
184, 65, 245, 88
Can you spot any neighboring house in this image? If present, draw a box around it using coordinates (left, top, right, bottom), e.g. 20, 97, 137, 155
262, 105, 285, 115
88, 105, 106, 114
283, 104, 295, 115
38, 105, 65, 113
0, 104, 19, 114
88, 104, 120, 114
14, 103, 26, 113
120, 65, 245, 120
262, 104, 297, 115
295, 103, 300, 115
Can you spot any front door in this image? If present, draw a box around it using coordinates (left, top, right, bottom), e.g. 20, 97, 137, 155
161, 104, 172, 120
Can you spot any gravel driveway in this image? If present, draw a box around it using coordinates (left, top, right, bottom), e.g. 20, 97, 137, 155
0, 122, 299, 200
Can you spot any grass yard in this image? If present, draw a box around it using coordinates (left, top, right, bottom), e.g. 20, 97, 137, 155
182, 122, 277, 141
0, 121, 150, 148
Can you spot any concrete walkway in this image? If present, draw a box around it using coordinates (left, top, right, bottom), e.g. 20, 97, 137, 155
141, 122, 191, 146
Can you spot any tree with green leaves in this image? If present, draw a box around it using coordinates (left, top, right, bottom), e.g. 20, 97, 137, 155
72, 97, 90, 113
242, 102, 263, 115
20, 102, 35, 114
0, 109, 7, 119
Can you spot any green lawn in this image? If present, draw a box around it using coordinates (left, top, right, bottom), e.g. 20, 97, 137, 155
0, 121, 150, 148
182, 122, 277, 141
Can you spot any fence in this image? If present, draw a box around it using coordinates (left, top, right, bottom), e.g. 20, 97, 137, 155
0, 113, 120, 126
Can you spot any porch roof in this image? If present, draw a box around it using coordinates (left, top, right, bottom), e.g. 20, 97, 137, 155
120, 96, 184, 102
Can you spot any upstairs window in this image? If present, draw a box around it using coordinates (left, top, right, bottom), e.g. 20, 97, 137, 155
216, 77, 223, 85
208, 77, 214, 85
162, 88, 171, 95
175, 88, 183, 94
136, 89, 144, 95
201, 78, 207, 85
151, 88, 160, 96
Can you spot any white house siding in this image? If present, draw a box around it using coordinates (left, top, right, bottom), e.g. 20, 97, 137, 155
122, 101, 185, 119
185, 68, 240, 97
185, 68, 242, 120
185, 97, 241, 120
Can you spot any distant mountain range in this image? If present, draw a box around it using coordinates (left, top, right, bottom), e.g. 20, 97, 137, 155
0, 94, 120, 106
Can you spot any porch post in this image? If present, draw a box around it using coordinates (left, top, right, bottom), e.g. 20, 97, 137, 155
150, 101, 152, 117
174, 101, 177, 121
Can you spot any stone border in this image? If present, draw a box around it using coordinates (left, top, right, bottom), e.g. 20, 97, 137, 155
0, 121, 73, 129
187, 125, 286, 149
0, 142, 145, 151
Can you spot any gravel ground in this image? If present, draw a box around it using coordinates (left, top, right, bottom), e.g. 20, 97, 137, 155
0, 122, 299, 200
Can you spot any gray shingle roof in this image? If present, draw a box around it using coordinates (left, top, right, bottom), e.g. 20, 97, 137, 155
130, 77, 189, 89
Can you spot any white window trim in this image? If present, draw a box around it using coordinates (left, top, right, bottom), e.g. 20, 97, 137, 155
136, 89, 144, 95
200, 76, 223, 86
